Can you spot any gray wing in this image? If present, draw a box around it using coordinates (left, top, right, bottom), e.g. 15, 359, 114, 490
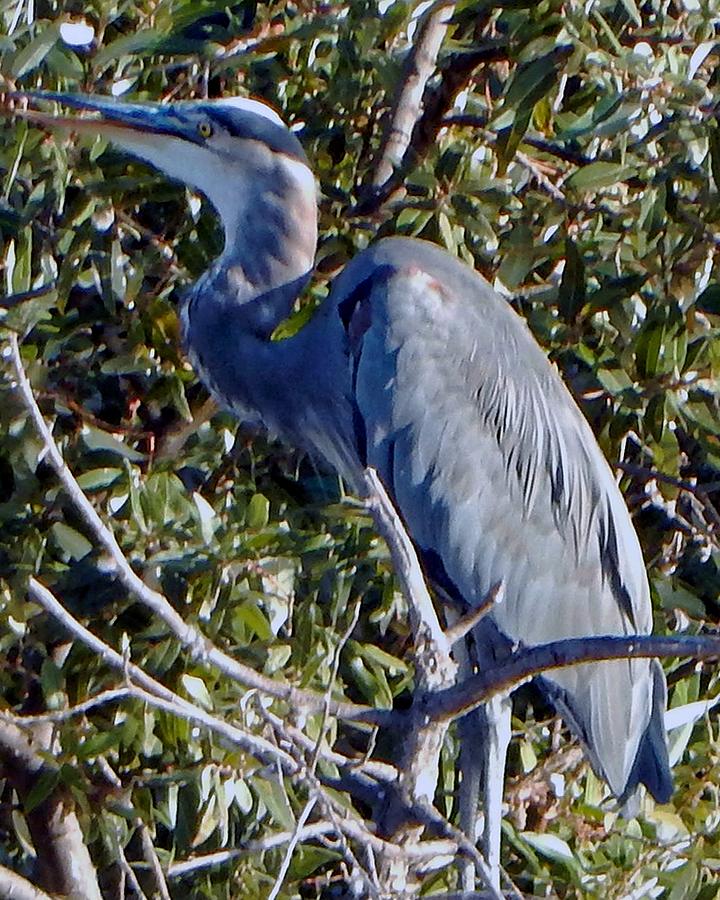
331, 236, 670, 800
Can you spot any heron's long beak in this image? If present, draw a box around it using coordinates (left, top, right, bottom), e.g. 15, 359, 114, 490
3, 90, 189, 143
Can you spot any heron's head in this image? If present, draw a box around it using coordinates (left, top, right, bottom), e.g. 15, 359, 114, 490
9, 92, 317, 253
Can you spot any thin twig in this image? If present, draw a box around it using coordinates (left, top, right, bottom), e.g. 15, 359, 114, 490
257, 702, 383, 899
137, 821, 172, 900
0, 281, 56, 308
310, 599, 362, 772
259, 704, 396, 784
410, 799, 507, 900
115, 840, 149, 900
0, 688, 131, 724
166, 824, 336, 878
362, 467, 463, 893
267, 795, 318, 900
363, 468, 455, 687
444, 582, 504, 646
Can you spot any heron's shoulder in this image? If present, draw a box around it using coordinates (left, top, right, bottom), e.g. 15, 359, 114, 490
340, 237, 494, 292
329, 236, 520, 334
329, 236, 552, 385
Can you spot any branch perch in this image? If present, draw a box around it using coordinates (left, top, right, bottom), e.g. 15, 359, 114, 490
427, 633, 720, 722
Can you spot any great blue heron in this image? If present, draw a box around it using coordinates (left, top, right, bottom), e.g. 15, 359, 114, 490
13, 91, 672, 890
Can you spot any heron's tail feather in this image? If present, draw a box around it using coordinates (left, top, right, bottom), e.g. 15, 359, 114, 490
621, 660, 673, 804
539, 656, 672, 804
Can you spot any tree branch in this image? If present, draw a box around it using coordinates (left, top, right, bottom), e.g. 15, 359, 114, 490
0, 718, 102, 899
371, 1, 456, 190
426, 633, 720, 722
360, 469, 502, 895
166, 824, 337, 878
355, 15, 508, 215
0, 865, 54, 900
26, 577, 300, 773
7, 333, 382, 728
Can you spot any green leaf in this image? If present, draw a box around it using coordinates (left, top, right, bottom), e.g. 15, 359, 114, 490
497, 224, 534, 290
246, 493, 270, 529
77, 731, 122, 759
596, 366, 634, 396
76, 468, 123, 490
566, 162, 638, 193
635, 322, 665, 378
40, 658, 64, 709
81, 426, 145, 462
396, 207, 421, 229
522, 832, 578, 867
618, 0, 642, 26
11, 25, 60, 76
288, 846, 341, 881
24, 769, 60, 814
51, 522, 92, 560
502, 48, 569, 113
93, 29, 165, 66
252, 778, 295, 831
437, 210, 455, 254
181, 674, 213, 710
558, 238, 586, 323
353, 642, 409, 675
653, 577, 705, 619
233, 600, 273, 642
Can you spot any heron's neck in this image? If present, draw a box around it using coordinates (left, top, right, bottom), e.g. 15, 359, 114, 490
206, 154, 318, 338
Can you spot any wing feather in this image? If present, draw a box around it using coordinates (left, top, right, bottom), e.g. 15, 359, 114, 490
330, 236, 669, 799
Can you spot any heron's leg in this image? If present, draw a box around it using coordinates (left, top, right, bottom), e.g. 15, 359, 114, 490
458, 709, 484, 891
481, 692, 512, 890
458, 693, 512, 892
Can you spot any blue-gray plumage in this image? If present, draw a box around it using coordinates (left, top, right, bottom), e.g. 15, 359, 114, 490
20, 91, 672, 889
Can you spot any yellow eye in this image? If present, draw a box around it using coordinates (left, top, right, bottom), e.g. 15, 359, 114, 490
197, 121, 213, 139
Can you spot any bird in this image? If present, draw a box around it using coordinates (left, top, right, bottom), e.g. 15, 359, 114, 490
14, 90, 673, 890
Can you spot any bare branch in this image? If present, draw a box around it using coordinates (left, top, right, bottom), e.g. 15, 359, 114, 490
362, 468, 455, 686
115, 840, 149, 900
0, 688, 132, 725
254, 699, 385, 898
0, 866, 54, 900
0, 718, 103, 899
371, 1, 456, 189
166, 824, 337, 878
428, 633, 720, 722
361, 468, 483, 894
408, 798, 507, 900
137, 821, 172, 900
26, 577, 299, 772
356, 36, 508, 215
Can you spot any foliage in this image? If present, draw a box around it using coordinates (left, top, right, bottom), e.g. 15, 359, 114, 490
0, 0, 719, 897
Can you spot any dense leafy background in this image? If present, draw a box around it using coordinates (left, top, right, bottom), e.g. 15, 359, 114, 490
1, 0, 720, 897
